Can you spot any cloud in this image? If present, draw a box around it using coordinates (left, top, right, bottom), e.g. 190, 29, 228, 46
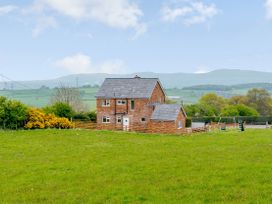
161, 1, 219, 26
55, 53, 126, 74
0, 5, 17, 15
194, 65, 210, 74
29, 0, 146, 37
162, 6, 193, 22
265, 0, 272, 20
32, 16, 57, 37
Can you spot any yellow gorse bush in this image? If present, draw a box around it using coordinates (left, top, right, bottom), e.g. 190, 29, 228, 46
25, 108, 74, 129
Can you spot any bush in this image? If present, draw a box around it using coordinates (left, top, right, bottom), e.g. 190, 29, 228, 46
0, 96, 28, 129
25, 108, 74, 129
185, 118, 192, 128
88, 111, 97, 122
73, 111, 97, 122
44, 102, 74, 119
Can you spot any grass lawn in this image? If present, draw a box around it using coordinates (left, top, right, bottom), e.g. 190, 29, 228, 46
1, 129, 272, 203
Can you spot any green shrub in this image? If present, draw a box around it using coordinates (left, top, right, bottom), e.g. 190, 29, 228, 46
44, 102, 74, 119
185, 118, 192, 128
88, 111, 97, 122
0, 96, 28, 129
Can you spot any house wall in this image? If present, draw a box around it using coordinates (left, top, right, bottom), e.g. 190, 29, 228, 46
146, 111, 187, 134
150, 83, 166, 103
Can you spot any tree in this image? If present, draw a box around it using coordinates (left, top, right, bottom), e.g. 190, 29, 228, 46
246, 88, 272, 116
236, 104, 259, 116
44, 102, 74, 119
51, 84, 86, 112
221, 105, 259, 117
0, 96, 7, 125
220, 105, 239, 116
0, 97, 28, 129
184, 103, 216, 117
228, 95, 247, 105
199, 93, 227, 116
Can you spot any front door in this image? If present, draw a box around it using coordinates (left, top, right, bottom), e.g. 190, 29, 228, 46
123, 117, 129, 131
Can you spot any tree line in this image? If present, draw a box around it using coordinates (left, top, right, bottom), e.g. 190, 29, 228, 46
184, 88, 272, 117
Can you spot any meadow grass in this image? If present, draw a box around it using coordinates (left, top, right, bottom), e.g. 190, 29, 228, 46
1, 129, 272, 203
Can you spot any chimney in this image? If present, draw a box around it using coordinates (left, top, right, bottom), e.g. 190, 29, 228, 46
134, 75, 141, 79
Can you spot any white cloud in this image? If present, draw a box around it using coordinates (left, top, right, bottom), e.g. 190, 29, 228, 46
265, 0, 272, 20
29, 0, 146, 36
162, 6, 193, 22
32, 16, 57, 37
0, 5, 17, 15
161, 1, 219, 26
194, 65, 210, 74
55, 53, 126, 74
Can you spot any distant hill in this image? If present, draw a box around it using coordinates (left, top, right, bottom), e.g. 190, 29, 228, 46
1, 69, 272, 90
183, 83, 272, 91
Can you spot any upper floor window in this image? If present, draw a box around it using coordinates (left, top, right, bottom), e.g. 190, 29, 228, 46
102, 100, 110, 107
117, 100, 126, 105
131, 100, 135, 110
102, 116, 110, 123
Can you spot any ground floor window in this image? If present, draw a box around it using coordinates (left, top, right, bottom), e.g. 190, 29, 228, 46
178, 121, 182, 129
117, 116, 122, 124
102, 116, 110, 123
141, 118, 146, 122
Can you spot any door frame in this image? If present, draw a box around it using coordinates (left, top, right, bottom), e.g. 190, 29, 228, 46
123, 116, 130, 131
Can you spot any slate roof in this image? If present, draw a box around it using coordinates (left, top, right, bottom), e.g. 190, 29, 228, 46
151, 104, 181, 121
96, 78, 163, 99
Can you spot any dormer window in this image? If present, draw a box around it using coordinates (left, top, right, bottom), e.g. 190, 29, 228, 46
102, 100, 110, 107
117, 100, 126, 105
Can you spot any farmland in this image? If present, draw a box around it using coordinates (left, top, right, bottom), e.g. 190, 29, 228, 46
0, 86, 256, 110
1, 129, 272, 203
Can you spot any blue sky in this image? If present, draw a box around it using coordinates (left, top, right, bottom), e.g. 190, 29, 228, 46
0, 0, 272, 80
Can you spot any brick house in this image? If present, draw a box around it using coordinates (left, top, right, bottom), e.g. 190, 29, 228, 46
95, 76, 187, 134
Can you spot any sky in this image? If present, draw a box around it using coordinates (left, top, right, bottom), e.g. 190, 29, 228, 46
0, 0, 272, 80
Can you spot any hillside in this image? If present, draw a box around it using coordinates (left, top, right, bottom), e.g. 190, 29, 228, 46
182, 83, 272, 91
1, 69, 272, 90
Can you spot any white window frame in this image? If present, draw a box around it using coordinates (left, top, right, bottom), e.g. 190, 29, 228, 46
117, 100, 126, 105
116, 116, 122, 124
178, 121, 182, 129
102, 100, 110, 107
102, 116, 110, 123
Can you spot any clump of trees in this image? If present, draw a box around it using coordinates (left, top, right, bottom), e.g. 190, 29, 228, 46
185, 88, 272, 117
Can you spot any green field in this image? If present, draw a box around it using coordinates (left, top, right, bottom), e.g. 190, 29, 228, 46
0, 87, 252, 110
1, 129, 272, 203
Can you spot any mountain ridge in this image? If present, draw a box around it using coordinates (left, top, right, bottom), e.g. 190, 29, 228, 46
1, 69, 272, 90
